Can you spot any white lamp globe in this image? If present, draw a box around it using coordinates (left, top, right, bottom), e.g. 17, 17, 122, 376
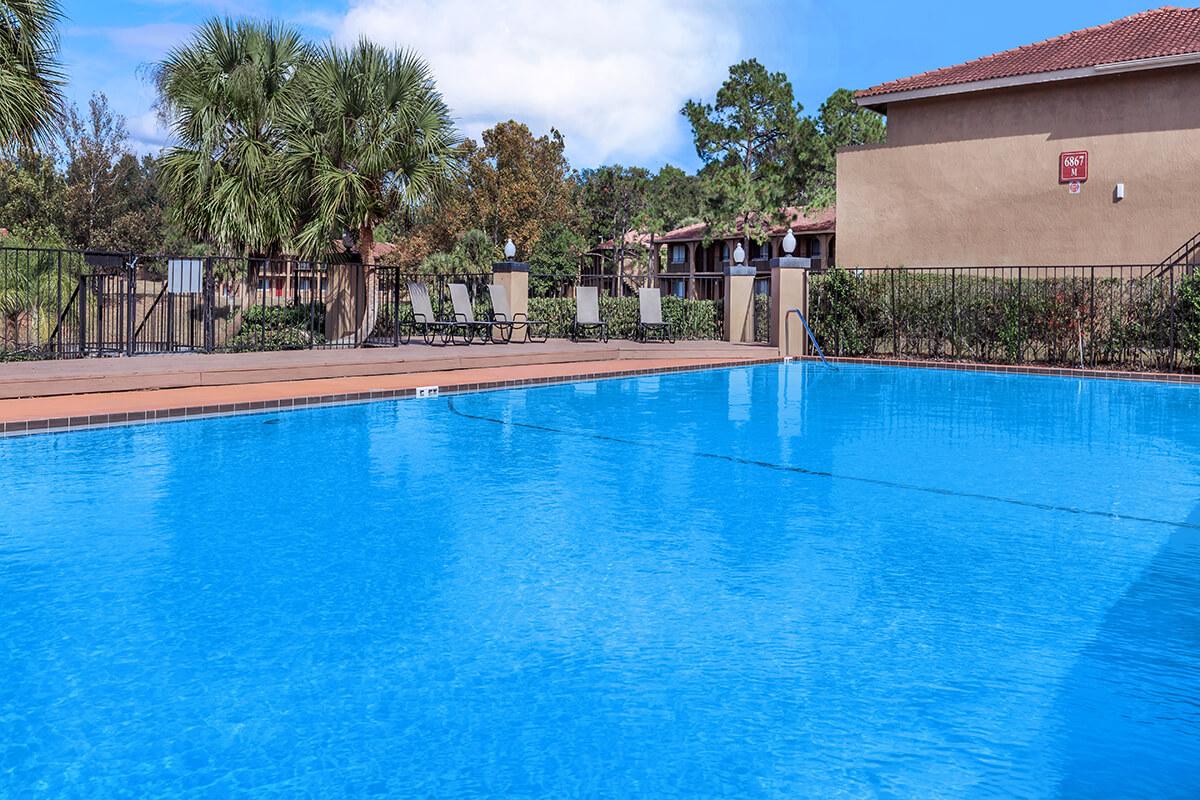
733, 242, 746, 265
782, 227, 796, 256
504, 238, 516, 259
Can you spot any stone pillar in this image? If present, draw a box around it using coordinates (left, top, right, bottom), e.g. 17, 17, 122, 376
724, 265, 756, 343
769, 256, 812, 356
492, 260, 529, 318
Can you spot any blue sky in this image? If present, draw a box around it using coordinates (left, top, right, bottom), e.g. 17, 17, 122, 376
61, 0, 1162, 170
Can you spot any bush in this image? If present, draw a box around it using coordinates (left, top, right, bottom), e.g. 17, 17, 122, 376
225, 302, 326, 351
809, 266, 1187, 370
528, 295, 721, 339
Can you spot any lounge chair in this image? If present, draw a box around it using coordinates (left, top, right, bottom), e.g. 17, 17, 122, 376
488, 283, 548, 343
407, 281, 469, 345
450, 283, 510, 343
570, 286, 608, 342
636, 287, 674, 343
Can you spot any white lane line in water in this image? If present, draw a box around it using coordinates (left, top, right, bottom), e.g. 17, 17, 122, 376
445, 397, 1200, 533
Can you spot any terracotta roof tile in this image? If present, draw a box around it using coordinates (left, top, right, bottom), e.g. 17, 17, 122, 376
858, 7, 1200, 99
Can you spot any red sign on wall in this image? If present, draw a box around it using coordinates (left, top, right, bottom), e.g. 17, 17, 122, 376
1059, 151, 1088, 183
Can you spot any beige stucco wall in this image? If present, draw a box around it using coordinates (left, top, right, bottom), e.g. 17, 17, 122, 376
837, 65, 1200, 267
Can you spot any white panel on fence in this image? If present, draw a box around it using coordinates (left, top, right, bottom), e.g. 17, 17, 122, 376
168, 259, 204, 294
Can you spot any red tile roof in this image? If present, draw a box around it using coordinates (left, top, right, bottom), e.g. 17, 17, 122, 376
657, 206, 835, 243
858, 7, 1200, 100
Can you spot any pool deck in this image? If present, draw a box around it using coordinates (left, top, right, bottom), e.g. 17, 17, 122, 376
0, 340, 778, 435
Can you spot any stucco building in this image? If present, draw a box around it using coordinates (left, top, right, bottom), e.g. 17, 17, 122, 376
837, 7, 1200, 268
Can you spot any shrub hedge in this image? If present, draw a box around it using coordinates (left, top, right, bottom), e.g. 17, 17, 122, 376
528, 296, 721, 340
808, 267, 1199, 370
225, 303, 327, 351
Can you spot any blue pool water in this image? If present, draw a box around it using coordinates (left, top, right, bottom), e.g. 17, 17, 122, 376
2, 363, 1199, 798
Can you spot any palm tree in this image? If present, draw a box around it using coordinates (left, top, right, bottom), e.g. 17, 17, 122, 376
0, 0, 64, 153
281, 39, 461, 264
154, 18, 312, 254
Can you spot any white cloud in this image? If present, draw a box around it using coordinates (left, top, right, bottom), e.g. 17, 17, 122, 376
335, 0, 741, 166
128, 110, 173, 154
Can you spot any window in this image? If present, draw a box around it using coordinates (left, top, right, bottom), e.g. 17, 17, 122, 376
810, 238, 821, 257
758, 241, 771, 260
671, 280, 686, 298
720, 243, 730, 262
670, 244, 686, 265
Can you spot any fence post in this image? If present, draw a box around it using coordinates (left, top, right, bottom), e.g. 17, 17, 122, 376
55, 251, 62, 358
1016, 266, 1023, 363
951, 267, 957, 358
203, 257, 214, 353
78, 275, 87, 356
1089, 267, 1096, 368
126, 254, 136, 356
891, 269, 898, 356
392, 267, 401, 347
1169, 264, 1177, 370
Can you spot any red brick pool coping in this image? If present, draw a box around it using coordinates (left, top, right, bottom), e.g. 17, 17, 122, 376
0, 356, 779, 436
800, 354, 1200, 384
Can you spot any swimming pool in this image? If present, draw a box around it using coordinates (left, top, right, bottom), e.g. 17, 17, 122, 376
2, 363, 1198, 798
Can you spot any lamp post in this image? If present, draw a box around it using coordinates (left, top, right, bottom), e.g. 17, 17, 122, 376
733, 242, 746, 266
782, 226, 797, 256
494, 237, 530, 330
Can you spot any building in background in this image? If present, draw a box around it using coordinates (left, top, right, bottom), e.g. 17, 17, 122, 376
837, 7, 1200, 268
652, 206, 835, 301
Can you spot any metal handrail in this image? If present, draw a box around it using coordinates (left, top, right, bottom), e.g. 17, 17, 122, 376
1152, 230, 1200, 278
785, 308, 833, 367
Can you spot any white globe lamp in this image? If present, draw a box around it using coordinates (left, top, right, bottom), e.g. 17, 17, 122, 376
782, 226, 797, 256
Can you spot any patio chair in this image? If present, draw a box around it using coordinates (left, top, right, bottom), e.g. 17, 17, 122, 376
636, 287, 674, 343
450, 283, 510, 343
488, 283, 549, 343
407, 281, 470, 345
570, 286, 608, 342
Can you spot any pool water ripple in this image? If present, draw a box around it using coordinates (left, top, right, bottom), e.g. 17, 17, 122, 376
1, 363, 1198, 798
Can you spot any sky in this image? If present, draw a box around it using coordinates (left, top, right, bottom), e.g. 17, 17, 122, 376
61, 0, 1164, 171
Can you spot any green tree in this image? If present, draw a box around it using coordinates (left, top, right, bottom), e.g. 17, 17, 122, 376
63, 94, 125, 248
641, 165, 702, 233
154, 18, 312, 254
0, 0, 64, 153
442, 121, 577, 257
528, 222, 583, 297
682, 59, 809, 246
281, 39, 461, 264
0, 148, 64, 236
452, 228, 495, 270
576, 164, 650, 276
805, 88, 886, 208
103, 153, 169, 253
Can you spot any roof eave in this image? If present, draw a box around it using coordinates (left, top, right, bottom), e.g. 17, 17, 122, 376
856, 50, 1200, 111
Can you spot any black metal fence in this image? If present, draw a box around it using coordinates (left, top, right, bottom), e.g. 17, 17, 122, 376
0, 246, 513, 360
1, 245, 789, 360
808, 265, 1200, 372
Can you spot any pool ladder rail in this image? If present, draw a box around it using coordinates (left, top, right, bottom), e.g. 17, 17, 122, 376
785, 308, 834, 368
